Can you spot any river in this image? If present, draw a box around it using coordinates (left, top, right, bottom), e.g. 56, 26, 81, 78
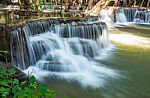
46, 24, 150, 98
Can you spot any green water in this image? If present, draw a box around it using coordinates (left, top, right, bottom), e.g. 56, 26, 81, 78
47, 25, 150, 98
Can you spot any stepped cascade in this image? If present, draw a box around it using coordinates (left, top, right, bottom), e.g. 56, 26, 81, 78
134, 10, 150, 23
11, 18, 109, 71
114, 8, 150, 23
1, 0, 150, 97
10, 18, 119, 88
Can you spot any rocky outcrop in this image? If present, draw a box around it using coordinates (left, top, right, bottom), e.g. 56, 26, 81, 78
0, 23, 24, 61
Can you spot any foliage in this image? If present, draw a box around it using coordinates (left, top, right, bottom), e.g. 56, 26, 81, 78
0, 51, 8, 58
39, 0, 45, 5
0, 68, 57, 98
125, 0, 149, 7
0, 50, 9, 62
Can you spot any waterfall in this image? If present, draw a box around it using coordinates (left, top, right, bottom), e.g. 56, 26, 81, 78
11, 19, 109, 70
145, 11, 150, 23
115, 8, 127, 23
114, 7, 150, 24
99, 8, 114, 28
123, 8, 139, 22
134, 11, 150, 23
11, 18, 119, 87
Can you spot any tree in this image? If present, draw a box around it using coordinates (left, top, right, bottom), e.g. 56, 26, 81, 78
87, 0, 94, 10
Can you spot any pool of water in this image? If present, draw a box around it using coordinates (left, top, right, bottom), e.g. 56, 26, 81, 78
43, 24, 150, 98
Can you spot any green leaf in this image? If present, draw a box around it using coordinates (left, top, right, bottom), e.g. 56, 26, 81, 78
0, 69, 5, 76
24, 87, 35, 95
45, 90, 57, 98
30, 76, 36, 84
13, 78, 19, 85
14, 90, 27, 98
0, 81, 9, 87
12, 85, 21, 94
6, 69, 16, 76
0, 68, 57, 98
0, 87, 10, 97
0, 50, 8, 57
0, 51, 8, 54
20, 81, 26, 86
37, 84, 47, 93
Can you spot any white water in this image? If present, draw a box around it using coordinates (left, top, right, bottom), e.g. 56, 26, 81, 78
24, 32, 119, 88
134, 11, 150, 23
99, 8, 114, 28
115, 8, 150, 24
11, 20, 120, 88
115, 8, 127, 23
24, 45, 119, 88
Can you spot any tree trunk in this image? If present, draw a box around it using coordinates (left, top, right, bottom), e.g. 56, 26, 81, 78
86, 0, 109, 16
147, 0, 150, 8
140, 0, 144, 7
133, 0, 136, 7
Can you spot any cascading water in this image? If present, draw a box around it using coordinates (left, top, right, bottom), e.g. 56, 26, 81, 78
98, 8, 115, 28
123, 8, 139, 22
114, 7, 150, 24
115, 8, 127, 23
134, 11, 150, 23
11, 18, 119, 87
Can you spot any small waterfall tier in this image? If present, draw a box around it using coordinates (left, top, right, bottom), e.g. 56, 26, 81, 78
54, 22, 105, 40
134, 11, 150, 23
23, 17, 99, 36
11, 18, 109, 71
114, 8, 150, 23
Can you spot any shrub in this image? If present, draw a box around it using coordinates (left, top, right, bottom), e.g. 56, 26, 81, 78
0, 68, 57, 98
